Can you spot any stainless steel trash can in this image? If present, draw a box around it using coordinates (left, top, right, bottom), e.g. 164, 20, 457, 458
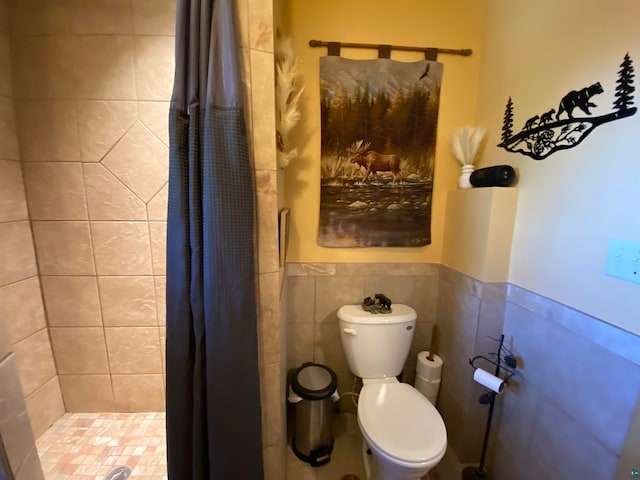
289, 362, 339, 466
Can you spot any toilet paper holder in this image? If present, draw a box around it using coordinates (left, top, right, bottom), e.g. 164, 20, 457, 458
468, 336, 517, 385
463, 334, 519, 480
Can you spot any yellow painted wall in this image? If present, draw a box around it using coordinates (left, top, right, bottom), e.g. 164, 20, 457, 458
282, 0, 488, 263
476, 0, 640, 334
442, 187, 518, 283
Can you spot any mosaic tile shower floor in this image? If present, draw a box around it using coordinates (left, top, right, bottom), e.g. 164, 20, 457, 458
36, 412, 167, 480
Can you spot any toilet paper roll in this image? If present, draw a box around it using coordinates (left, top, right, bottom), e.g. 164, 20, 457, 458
416, 351, 443, 382
415, 376, 441, 402
473, 368, 505, 394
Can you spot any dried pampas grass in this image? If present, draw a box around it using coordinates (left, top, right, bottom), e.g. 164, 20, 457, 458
276, 37, 304, 168
450, 126, 487, 166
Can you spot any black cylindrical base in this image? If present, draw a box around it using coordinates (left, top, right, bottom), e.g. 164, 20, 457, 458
462, 466, 490, 480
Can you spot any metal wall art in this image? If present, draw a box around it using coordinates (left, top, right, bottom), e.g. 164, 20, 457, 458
498, 53, 637, 160
318, 57, 442, 247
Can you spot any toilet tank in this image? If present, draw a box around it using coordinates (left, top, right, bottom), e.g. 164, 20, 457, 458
337, 304, 417, 379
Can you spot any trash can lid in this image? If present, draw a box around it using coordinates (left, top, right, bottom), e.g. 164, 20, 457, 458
291, 362, 337, 400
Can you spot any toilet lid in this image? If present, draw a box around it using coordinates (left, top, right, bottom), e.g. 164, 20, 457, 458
358, 383, 447, 464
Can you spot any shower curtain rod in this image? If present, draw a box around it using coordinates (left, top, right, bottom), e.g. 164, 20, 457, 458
308, 39, 472, 57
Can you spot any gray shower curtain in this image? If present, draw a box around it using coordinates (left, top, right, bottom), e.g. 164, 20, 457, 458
165, 1, 263, 478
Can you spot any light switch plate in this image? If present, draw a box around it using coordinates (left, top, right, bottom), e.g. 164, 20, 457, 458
605, 238, 640, 285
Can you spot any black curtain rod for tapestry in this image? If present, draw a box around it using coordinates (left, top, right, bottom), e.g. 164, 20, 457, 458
308, 39, 472, 57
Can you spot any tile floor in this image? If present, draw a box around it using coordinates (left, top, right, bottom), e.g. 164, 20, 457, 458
285, 411, 462, 480
37, 410, 463, 480
36, 412, 167, 480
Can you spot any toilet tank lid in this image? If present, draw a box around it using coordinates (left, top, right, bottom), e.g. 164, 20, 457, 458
337, 304, 417, 324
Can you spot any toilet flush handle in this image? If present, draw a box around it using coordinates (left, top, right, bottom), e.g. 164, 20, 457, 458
343, 328, 357, 336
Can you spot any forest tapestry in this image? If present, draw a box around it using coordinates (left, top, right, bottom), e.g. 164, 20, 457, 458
318, 57, 442, 247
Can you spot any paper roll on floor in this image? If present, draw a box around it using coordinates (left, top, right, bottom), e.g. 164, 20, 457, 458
416, 351, 443, 382
473, 368, 505, 393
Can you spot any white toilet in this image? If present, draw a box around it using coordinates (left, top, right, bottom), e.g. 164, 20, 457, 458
338, 304, 447, 480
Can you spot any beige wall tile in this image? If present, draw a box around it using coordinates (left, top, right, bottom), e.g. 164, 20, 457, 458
16, 100, 80, 162
77, 100, 137, 163
0, 35, 12, 97
72, 35, 135, 100
412, 275, 439, 323
31, 221, 95, 275
0, 96, 20, 159
0, 354, 37, 475
68, 0, 131, 34
83, 163, 147, 220
138, 101, 170, 146
259, 272, 280, 366
112, 374, 164, 412
248, 0, 273, 52
132, 0, 175, 35
11, 329, 57, 397
9, 0, 69, 36
149, 222, 166, 275
260, 361, 281, 447
0, 277, 46, 345
105, 326, 162, 374
91, 221, 153, 275
154, 276, 166, 326
255, 170, 279, 273
236, 0, 250, 49
0, 160, 28, 222
263, 443, 284, 480
11, 36, 75, 100
314, 276, 366, 325
0, 221, 38, 286
40, 276, 102, 327
363, 275, 415, 305
98, 276, 157, 327
49, 327, 109, 374
133, 36, 175, 101
240, 48, 253, 131
14, 447, 45, 480
102, 122, 169, 202
59, 374, 115, 412
24, 376, 64, 438
286, 323, 313, 369
0, 322, 10, 359
314, 323, 348, 370
23, 162, 87, 220
147, 183, 168, 221
158, 326, 166, 373
250, 50, 276, 170
286, 276, 315, 324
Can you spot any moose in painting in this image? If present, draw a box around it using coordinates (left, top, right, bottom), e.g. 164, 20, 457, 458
349, 140, 402, 184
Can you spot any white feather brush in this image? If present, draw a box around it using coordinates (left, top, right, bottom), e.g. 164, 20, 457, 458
450, 126, 487, 166
276, 37, 305, 169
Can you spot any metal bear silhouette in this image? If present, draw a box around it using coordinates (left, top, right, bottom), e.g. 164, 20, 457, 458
556, 82, 603, 119
499, 54, 636, 160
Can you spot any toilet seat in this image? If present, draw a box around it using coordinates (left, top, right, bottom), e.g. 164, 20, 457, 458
358, 382, 447, 465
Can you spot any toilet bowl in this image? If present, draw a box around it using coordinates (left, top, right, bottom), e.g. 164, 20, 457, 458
358, 379, 446, 480
337, 304, 448, 480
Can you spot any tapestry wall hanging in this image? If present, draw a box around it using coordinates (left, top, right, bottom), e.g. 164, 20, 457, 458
498, 53, 637, 160
318, 57, 443, 247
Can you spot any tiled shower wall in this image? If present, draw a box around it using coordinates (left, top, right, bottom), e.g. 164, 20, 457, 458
285, 262, 439, 410
3, 0, 284, 477
0, 5, 62, 473
9, 0, 176, 414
